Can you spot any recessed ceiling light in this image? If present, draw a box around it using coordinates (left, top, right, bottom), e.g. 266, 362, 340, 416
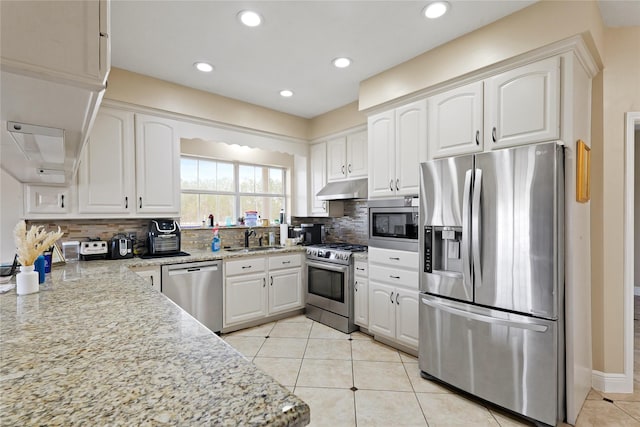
280, 90, 293, 97
194, 62, 214, 72
332, 57, 352, 68
423, 1, 450, 19
238, 10, 262, 27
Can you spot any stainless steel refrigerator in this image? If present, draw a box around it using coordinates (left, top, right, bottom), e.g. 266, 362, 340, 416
418, 141, 564, 427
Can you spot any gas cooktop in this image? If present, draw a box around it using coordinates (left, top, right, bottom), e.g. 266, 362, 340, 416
306, 243, 367, 252
305, 243, 367, 264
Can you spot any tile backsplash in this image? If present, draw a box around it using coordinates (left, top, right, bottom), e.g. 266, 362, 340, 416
25, 200, 369, 255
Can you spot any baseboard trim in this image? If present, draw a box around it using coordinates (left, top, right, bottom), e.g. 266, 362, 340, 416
592, 370, 633, 393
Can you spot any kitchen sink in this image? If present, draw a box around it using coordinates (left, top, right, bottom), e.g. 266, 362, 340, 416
225, 246, 283, 253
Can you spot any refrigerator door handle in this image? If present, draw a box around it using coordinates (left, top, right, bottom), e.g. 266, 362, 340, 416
420, 297, 548, 333
472, 168, 483, 287
461, 169, 473, 289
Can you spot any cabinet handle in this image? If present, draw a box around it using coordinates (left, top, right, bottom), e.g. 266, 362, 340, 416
150, 276, 154, 286
389, 180, 394, 191
282, 260, 291, 265
342, 164, 345, 175
241, 265, 252, 269
396, 179, 399, 191
323, 201, 326, 210
475, 130, 480, 145
390, 275, 400, 279
139, 196, 143, 209
389, 257, 400, 261
396, 293, 400, 305
348, 164, 352, 173
492, 127, 497, 142
60, 194, 64, 208
263, 277, 266, 287
270, 276, 273, 286
355, 281, 358, 291
390, 291, 394, 303
125, 196, 128, 209
356, 267, 365, 271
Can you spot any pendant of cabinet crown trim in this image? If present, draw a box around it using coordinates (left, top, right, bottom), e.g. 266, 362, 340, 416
77, 109, 180, 216
368, 99, 427, 198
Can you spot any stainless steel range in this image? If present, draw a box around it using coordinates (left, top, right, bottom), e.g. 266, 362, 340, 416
305, 243, 367, 334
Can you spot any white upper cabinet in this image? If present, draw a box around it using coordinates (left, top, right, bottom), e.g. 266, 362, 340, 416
368, 110, 395, 198
0, 0, 110, 85
485, 56, 560, 149
428, 81, 484, 158
134, 114, 181, 215
327, 137, 347, 182
24, 185, 72, 215
368, 100, 427, 198
327, 130, 368, 182
78, 108, 134, 214
309, 142, 343, 217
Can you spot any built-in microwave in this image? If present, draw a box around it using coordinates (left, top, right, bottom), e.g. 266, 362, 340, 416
368, 197, 419, 251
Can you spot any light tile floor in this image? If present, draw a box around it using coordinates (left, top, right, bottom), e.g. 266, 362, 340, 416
223, 314, 640, 426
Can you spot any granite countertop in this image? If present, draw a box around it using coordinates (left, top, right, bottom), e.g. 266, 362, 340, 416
0, 253, 310, 426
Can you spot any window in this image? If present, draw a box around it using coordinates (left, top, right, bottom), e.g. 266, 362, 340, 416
180, 156, 285, 226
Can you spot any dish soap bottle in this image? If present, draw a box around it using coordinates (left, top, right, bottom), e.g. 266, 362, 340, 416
212, 227, 221, 252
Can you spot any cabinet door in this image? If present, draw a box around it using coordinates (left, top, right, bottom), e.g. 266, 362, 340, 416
269, 268, 303, 315
0, 0, 108, 84
326, 137, 347, 182
485, 56, 560, 149
225, 273, 268, 326
428, 81, 484, 158
78, 108, 134, 213
395, 289, 419, 349
24, 185, 71, 214
395, 99, 427, 196
346, 130, 368, 179
354, 277, 369, 327
310, 142, 328, 215
135, 114, 180, 215
130, 267, 161, 292
368, 281, 395, 339
368, 111, 395, 198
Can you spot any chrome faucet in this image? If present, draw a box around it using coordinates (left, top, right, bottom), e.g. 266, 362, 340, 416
244, 228, 256, 247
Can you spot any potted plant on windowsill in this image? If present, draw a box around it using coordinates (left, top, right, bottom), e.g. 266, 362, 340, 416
13, 221, 63, 295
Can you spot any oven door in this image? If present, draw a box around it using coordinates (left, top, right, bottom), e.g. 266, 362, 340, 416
306, 260, 350, 317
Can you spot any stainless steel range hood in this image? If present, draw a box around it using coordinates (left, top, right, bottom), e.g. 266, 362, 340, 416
316, 178, 368, 200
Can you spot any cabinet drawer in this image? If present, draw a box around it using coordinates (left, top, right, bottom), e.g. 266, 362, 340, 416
369, 264, 419, 290
268, 253, 302, 270
225, 257, 266, 276
369, 247, 418, 270
354, 260, 368, 277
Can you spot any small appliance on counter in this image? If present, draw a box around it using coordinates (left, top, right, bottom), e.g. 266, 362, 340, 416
288, 223, 324, 245
109, 234, 134, 259
143, 219, 190, 258
80, 239, 108, 261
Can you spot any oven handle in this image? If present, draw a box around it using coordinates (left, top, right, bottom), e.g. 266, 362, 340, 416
306, 260, 349, 274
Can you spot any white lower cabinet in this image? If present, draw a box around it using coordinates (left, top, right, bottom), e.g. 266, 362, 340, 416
368, 247, 419, 350
129, 266, 161, 292
224, 253, 304, 328
354, 260, 369, 327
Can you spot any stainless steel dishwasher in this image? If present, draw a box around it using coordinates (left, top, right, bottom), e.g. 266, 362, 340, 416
161, 260, 222, 333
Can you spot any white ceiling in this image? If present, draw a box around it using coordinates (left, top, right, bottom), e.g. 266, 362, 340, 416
110, 1, 638, 120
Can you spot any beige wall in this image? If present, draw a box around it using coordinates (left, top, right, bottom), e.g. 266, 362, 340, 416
308, 101, 367, 140
359, 0, 604, 111
105, 68, 310, 140
593, 27, 640, 373
635, 129, 640, 288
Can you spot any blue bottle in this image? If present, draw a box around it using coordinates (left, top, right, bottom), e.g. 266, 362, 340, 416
34, 255, 46, 284
212, 228, 221, 252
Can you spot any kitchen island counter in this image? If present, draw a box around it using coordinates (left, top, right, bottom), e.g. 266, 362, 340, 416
0, 260, 310, 426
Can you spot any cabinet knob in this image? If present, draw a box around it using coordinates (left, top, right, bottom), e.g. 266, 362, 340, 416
492, 127, 497, 142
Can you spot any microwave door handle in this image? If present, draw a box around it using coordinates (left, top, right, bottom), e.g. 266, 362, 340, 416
472, 168, 482, 288
462, 169, 473, 289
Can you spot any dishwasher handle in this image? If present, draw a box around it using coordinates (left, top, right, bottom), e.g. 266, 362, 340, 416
168, 265, 220, 276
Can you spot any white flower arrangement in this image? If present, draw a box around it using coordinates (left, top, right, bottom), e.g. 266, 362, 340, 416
13, 220, 64, 267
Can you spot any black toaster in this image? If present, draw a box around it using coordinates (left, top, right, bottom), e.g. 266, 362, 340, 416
109, 234, 134, 259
